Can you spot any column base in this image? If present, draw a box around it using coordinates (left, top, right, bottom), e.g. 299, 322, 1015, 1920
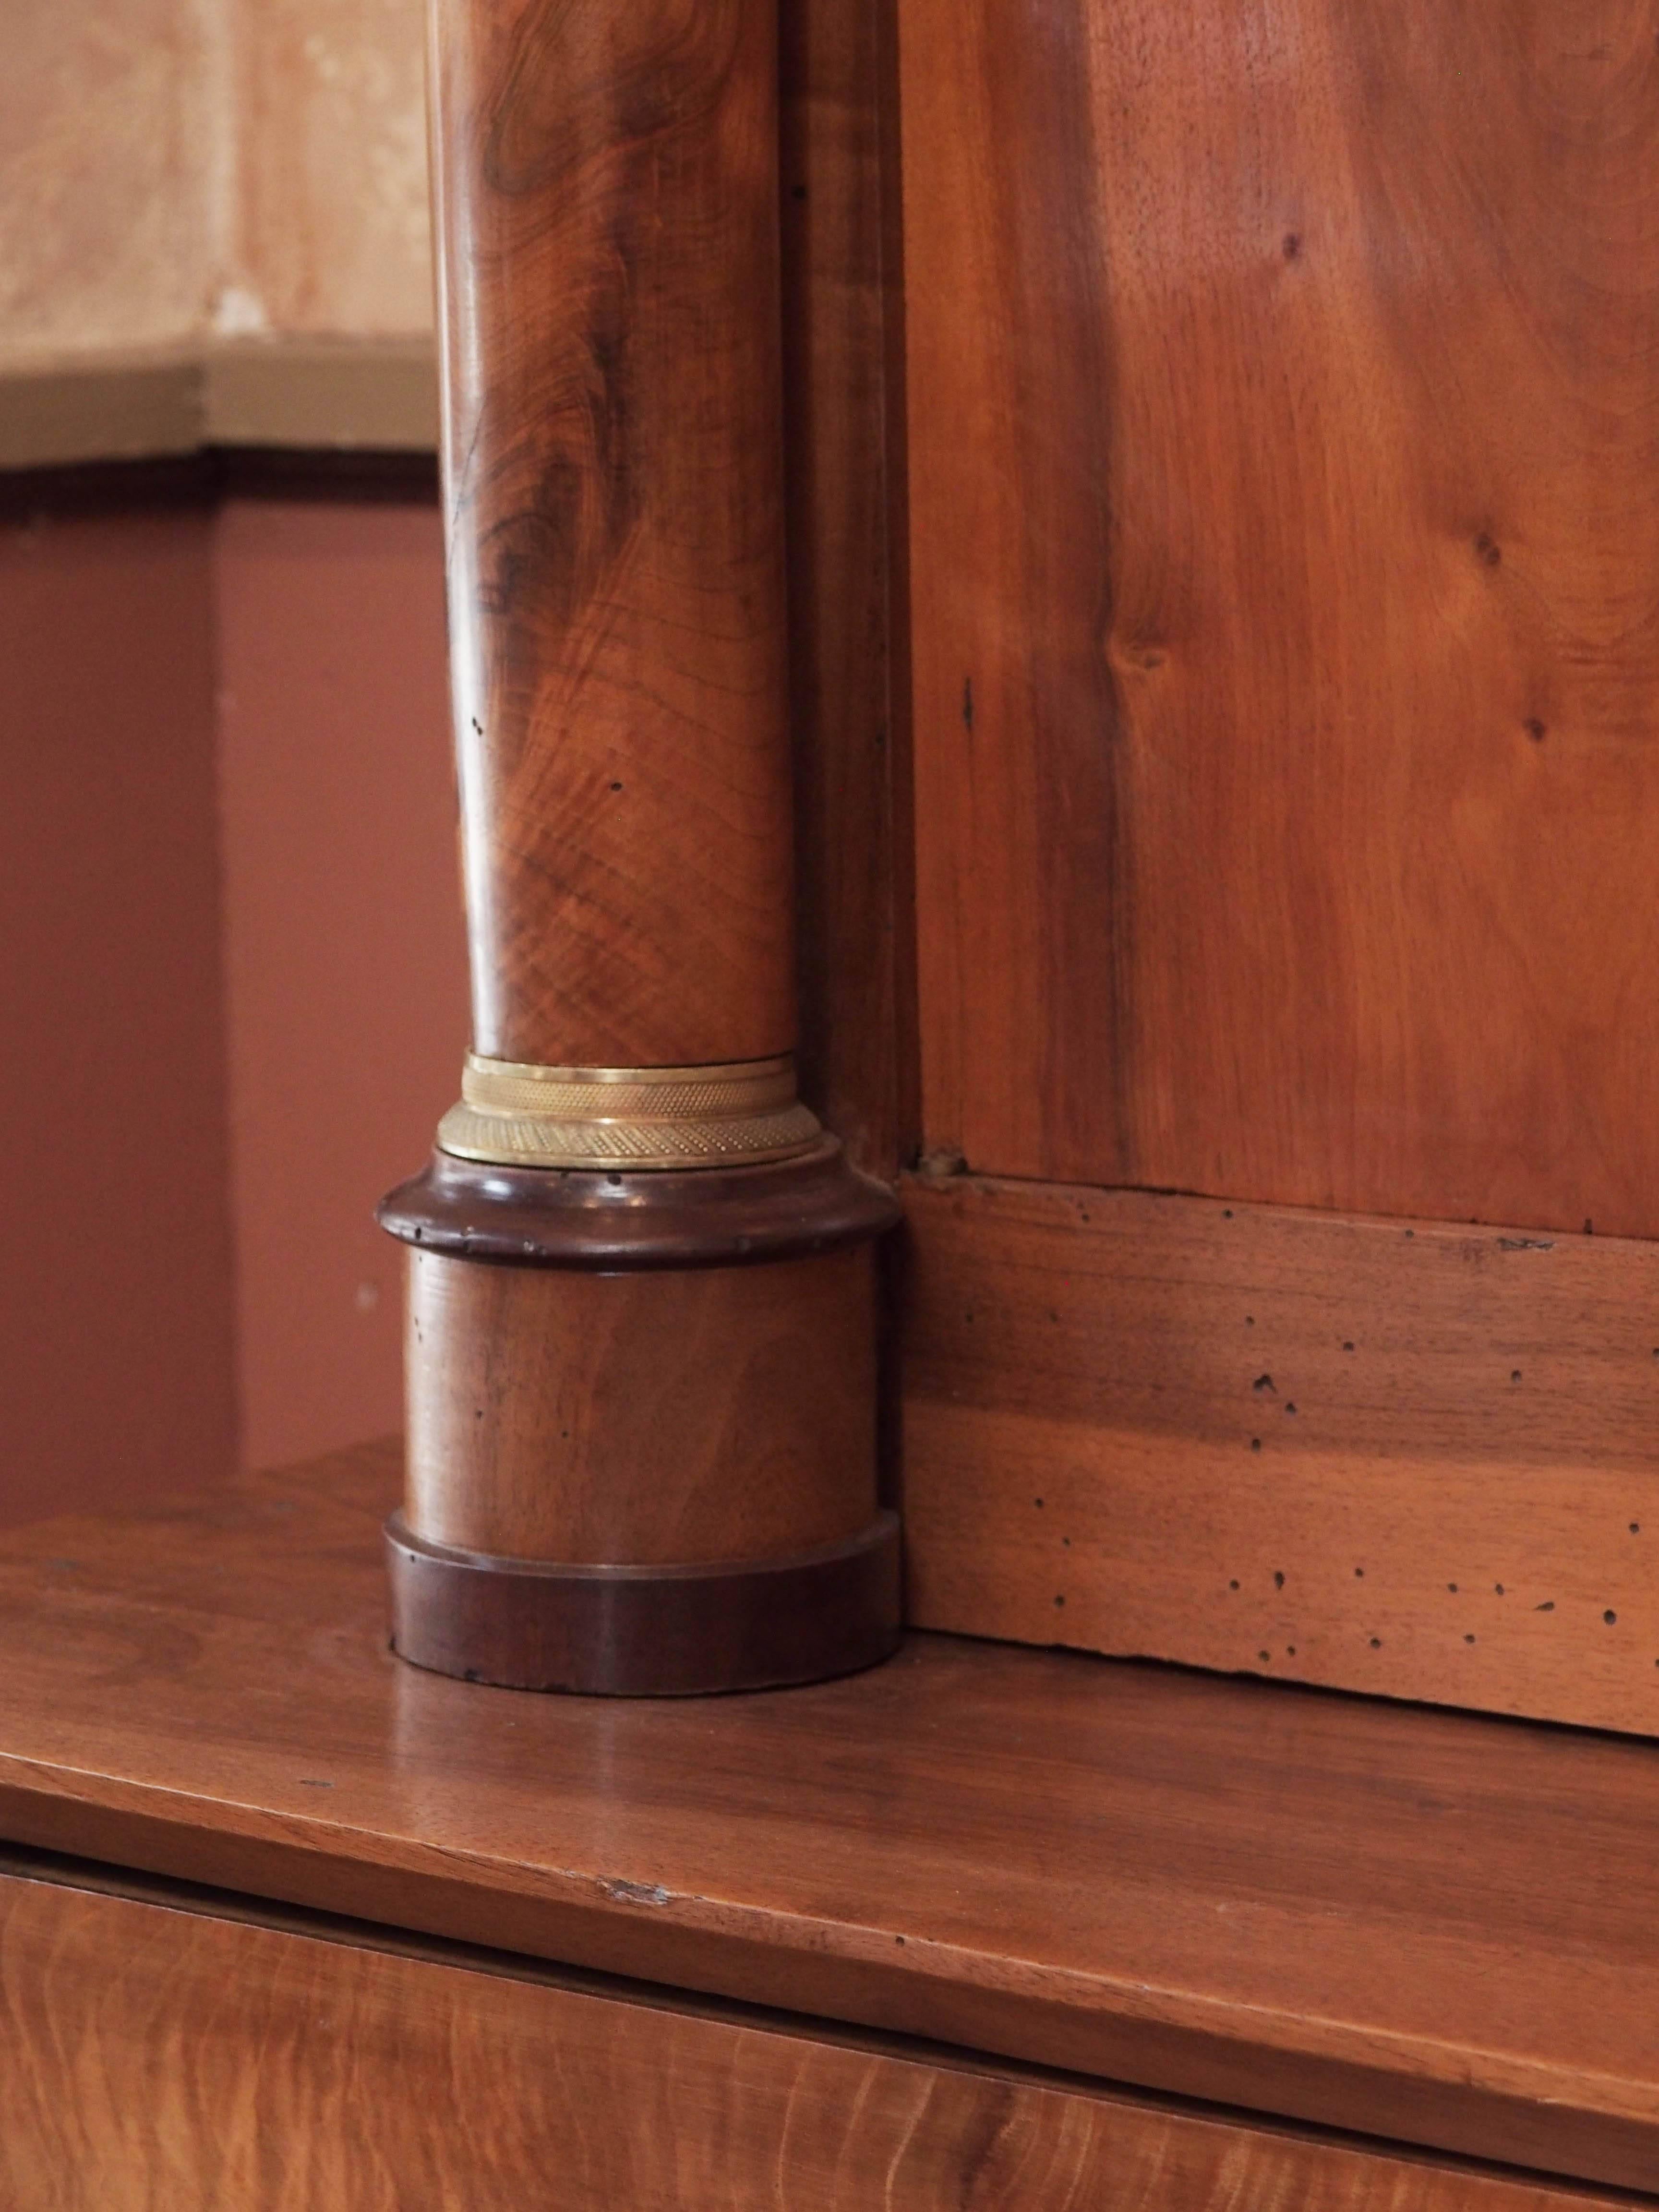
378, 1136, 902, 1697
385, 1510, 902, 1695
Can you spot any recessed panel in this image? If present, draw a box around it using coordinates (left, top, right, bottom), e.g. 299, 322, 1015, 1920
902, 0, 1659, 1233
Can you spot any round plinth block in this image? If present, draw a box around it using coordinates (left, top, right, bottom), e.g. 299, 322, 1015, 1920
385, 1510, 901, 1696
379, 1141, 901, 1695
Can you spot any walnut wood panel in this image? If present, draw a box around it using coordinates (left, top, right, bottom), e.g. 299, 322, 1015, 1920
781, 0, 914, 1176
3, 1447, 1659, 2188
432, 0, 794, 1067
902, 1173, 1659, 1734
404, 1244, 877, 1562
0, 1867, 1623, 2212
900, 0, 1659, 1235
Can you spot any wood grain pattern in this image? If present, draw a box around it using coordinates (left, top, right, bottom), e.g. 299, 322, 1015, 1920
3, 1445, 1659, 2188
433, 0, 795, 1067
404, 1243, 878, 1562
780, 0, 914, 1176
902, 1172, 1659, 1734
901, 0, 1659, 1235
0, 1865, 1621, 2212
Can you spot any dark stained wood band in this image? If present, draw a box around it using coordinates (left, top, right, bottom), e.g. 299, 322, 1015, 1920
0, 447, 438, 519
385, 1510, 902, 1695
377, 1136, 900, 1272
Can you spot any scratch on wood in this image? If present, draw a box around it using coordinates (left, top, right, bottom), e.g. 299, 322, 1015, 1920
598, 1877, 672, 1907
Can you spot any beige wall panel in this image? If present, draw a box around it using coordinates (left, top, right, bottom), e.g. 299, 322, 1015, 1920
0, 0, 433, 387
227, 0, 433, 340
0, 0, 215, 361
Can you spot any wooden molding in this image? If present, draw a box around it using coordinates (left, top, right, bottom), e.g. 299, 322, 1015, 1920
379, 1140, 897, 1270
0, 339, 438, 469
902, 1172, 1659, 1735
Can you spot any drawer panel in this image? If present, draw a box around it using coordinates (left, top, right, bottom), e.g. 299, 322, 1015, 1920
0, 1868, 1622, 2210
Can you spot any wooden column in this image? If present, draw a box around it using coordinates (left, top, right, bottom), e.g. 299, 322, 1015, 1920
378, 0, 900, 1694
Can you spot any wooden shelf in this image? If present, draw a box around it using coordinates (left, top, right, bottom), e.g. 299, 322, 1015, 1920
0, 1441, 1656, 2195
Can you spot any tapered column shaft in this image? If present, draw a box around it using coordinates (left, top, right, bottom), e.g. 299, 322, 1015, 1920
432, 0, 795, 1070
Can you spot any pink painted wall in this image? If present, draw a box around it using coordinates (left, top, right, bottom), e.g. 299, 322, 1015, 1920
0, 505, 238, 1522
215, 497, 467, 1470
0, 486, 467, 1518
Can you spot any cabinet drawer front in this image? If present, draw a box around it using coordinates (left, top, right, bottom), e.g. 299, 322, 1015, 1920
0, 1870, 1616, 2211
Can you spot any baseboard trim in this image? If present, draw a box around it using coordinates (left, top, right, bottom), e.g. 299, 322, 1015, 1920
0, 339, 438, 470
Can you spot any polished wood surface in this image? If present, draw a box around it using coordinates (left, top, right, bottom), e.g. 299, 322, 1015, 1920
1, 1862, 1619, 2212
781, 0, 914, 1177
3, 1446, 1659, 2190
405, 1245, 878, 1562
902, 1173, 1659, 1733
901, 0, 1659, 1235
433, 0, 794, 1067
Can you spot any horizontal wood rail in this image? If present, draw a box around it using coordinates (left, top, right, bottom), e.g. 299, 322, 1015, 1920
902, 1172, 1659, 1734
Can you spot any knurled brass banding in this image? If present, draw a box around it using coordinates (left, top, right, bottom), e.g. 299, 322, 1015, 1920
436, 1053, 822, 1171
